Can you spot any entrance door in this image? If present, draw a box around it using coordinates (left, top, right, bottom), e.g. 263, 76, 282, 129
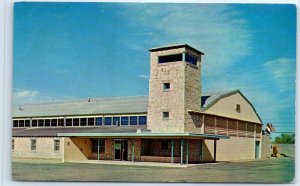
114, 139, 128, 161
255, 141, 260, 159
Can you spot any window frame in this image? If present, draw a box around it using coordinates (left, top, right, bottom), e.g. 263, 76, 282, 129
54, 139, 60, 151
31, 139, 37, 151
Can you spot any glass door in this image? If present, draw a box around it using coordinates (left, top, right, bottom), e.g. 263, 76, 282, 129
114, 140, 121, 160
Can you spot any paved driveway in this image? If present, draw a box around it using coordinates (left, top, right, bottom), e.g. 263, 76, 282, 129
12, 157, 294, 183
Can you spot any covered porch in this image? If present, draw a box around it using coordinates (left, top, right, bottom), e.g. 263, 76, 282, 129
58, 132, 229, 164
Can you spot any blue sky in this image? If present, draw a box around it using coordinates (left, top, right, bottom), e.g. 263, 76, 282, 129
13, 3, 296, 135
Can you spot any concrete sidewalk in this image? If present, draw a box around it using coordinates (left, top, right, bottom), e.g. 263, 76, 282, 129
66, 160, 222, 168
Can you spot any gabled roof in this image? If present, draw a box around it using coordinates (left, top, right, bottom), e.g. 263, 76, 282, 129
201, 89, 263, 123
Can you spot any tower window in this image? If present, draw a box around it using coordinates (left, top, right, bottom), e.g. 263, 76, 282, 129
163, 83, 170, 91
236, 104, 241, 113
185, 53, 198, 66
162, 112, 169, 119
158, 54, 183, 63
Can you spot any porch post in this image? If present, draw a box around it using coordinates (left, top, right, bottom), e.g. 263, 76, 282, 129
171, 139, 174, 164
200, 140, 203, 163
214, 139, 217, 162
186, 140, 189, 165
97, 138, 100, 160
180, 139, 183, 165
131, 139, 135, 162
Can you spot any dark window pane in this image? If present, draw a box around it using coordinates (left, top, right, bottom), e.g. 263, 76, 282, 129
73, 118, 79, 126
139, 116, 147, 125
80, 118, 87, 126
163, 83, 170, 91
66, 119, 72, 126
45, 119, 51, 127
58, 119, 64, 127
91, 139, 105, 153
38, 119, 44, 127
161, 140, 169, 150
104, 117, 112, 125
32, 120, 38, 127
158, 54, 183, 63
51, 119, 57, 127
185, 53, 197, 66
88, 118, 95, 126
163, 112, 169, 119
25, 120, 30, 127
96, 117, 102, 126
113, 117, 120, 126
121, 117, 129, 125
130, 116, 138, 125
19, 120, 24, 127
13, 120, 18, 127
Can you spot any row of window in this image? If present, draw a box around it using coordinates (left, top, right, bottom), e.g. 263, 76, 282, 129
158, 53, 198, 66
12, 139, 60, 152
13, 115, 147, 128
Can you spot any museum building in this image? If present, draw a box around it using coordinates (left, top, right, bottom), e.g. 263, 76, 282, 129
12, 44, 263, 164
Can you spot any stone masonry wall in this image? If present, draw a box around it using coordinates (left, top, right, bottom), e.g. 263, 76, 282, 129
147, 48, 186, 133
12, 137, 63, 162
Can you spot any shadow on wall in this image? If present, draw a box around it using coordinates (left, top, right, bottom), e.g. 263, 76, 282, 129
64, 137, 91, 161
202, 141, 214, 162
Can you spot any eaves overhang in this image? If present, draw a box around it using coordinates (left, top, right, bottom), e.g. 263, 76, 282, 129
57, 132, 229, 139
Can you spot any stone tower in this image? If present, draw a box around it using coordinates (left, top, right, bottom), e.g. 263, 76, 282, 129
147, 44, 204, 133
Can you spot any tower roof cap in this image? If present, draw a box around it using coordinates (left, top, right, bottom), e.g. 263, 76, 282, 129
149, 44, 204, 55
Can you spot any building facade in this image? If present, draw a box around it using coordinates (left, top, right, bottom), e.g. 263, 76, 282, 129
12, 44, 263, 164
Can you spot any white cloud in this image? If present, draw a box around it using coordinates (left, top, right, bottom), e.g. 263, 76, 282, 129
137, 74, 149, 80
123, 4, 252, 76
13, 89, 52, 104
263, 58, 296, 92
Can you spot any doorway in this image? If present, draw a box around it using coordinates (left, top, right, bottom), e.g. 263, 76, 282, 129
114, 139, 128, 161
255, 141, 260, 159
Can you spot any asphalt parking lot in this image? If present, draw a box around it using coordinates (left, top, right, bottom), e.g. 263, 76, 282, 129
12, 157, 295, 183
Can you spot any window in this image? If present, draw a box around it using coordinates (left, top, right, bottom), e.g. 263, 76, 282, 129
163, 83, 170, 91
139, 116, 147, 125
45, 119, 51, 127
19, 120, 24, 127
13, 120, 18, 128
236, 104, 241, 113
73, 118, 79, 126
31, 139, 36, 151
54, 140, 60, 151
185, 53, 198, 66
121, 117, 129, 125
91, 139, 105, 153
66, 119, 72, 126
162, 112, 169, 119
38, 119, 44, 127
88, 118, 95, 126
96, 117, 102, 126
158, 54, 183, 63
104, 117, 112, 125
58, 119, 64, 127
51, 119, 57, 127
130, 116, 138, 125
161, 140, 169, 151
113, 117, 120, 126
12, 139, 14, 150
32, 120, 38, 127
25, 120, 30, 127
80, 118, 87, 126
